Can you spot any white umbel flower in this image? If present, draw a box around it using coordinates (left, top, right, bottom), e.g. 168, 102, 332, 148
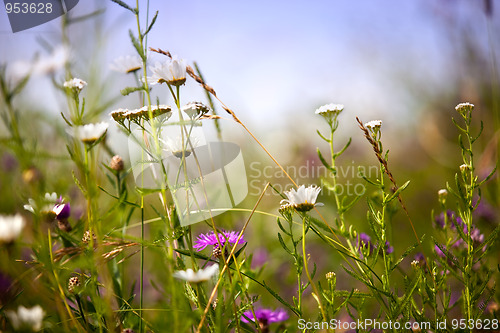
110, 55, 143, 74
147, 56, 187, 86
455, 102, 474, 115
6, 305, 44, 331
70, 122, 109, 144
364, 120, 382, 129
173, 264, 219, 283
63, 78, 87, 91
315, 103, 344, 117
0, 214, 25, 244
281, 185, 323, 212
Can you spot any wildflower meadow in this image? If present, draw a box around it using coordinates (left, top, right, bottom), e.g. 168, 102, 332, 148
0, 1, 499, 332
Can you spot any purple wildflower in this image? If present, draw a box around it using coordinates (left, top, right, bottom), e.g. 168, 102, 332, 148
414, 252, 425, 262
241, 308, 288, 325
357, 233, 374, 255
384, 241, 394, 254
193, 230, 244, 251
434, 244, 446, 258
473, 197, 496, 223
53, 203, 71, 221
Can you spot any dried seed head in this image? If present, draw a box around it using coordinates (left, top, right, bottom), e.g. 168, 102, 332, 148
110, 155, 124, 171
68, 276, 80, 293
82, 230, 97, 245
212, 246, 223, 258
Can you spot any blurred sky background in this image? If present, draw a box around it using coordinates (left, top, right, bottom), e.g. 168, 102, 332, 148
0, 0, 498, 149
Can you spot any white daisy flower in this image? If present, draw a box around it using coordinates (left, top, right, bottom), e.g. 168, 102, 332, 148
6, 305, 44, 331
281, 185, 323, 212
69, 122, 109, 144
173, 264, 219, 283
0, 214, 25, 244
364, 120, 382, 129
315, 103, 344, 118
33, 45, 69, 76
110, 55, 143, 74
146, 56, 187, 86
63, 78, 87, 91
162, 136, 200, 158
181, 102, 211, 119
24, 192, 60, 215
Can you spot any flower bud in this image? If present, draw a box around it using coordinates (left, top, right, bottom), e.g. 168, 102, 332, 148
110, 155, 124, 171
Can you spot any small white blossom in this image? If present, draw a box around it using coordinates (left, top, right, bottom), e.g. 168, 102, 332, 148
173, 264, 219, 283
460, 164, 470, 172
181, 102, 211, 119
0, 214, 25, 244
438, 189, 448, 202
364, 120, 382, 129
455, 102, 474, 114
6, 305, 44, 331
63, 78, 87, 91
24, 193, 60, 215
33, 45, 69, 76
69, 122, 109, 144
315, 103, 344, 117
281, 185, 323, 212
162, 136, 200, 158
110, 55, 143, 74
146, 56, 187, 86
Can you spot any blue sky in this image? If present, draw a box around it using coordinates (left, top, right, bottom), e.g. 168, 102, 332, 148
0, 0, 496, 134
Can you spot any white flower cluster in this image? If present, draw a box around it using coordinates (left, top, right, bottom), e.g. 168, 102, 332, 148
63, 78, 87, 91
173, 264, 219, 283
68, 122, 109, 144
0, 214, 25, 244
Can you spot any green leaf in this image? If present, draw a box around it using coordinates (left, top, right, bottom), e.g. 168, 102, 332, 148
384, 180, 410, 204
262, 281, 301, 317
129, 30, 145, 59
120, 86, 146, 96
135, 186, 164, 196
72, 170, 87, 196
277, 233, 292, 255
333, 137, 352, 158
144, 11, 159, 35
393, 272, 420, 316
316, 148, 334, 173
316, 129, 330, 142
110, 0, 137, 14
390, 239, 421, 273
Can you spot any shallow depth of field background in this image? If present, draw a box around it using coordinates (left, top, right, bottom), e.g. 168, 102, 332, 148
0, 0, 499, 328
